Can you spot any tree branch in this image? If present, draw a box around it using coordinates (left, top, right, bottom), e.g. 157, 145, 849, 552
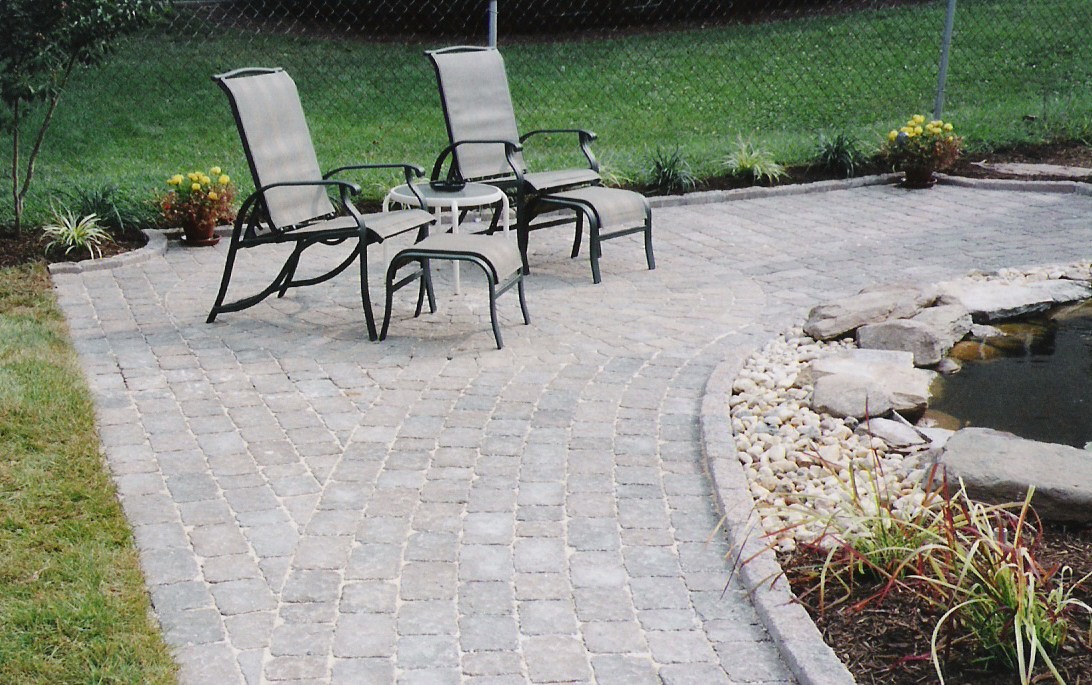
15, 56, 77, 218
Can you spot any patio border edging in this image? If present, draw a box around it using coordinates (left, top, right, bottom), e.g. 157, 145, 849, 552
648, 173, 899, 209
47, 229, 169, 276
41, 174, 1091, 276
700, 349, 857, 685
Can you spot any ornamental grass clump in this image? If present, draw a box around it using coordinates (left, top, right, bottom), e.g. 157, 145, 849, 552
41, 207, 114, 260
158, 166, 236, 235
882, 114, 963, 173
919, 486, 1092, 685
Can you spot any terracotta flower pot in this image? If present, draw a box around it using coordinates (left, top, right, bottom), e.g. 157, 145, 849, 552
901, 165, 937, 189
181, 218, 220, 246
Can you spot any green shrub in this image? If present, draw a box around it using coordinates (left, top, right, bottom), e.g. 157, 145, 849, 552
724, 137, 787, 185
61, 184, 157, 235
645, 146, 697, 194
41, 207, 114, 260
813, 132, 866, 178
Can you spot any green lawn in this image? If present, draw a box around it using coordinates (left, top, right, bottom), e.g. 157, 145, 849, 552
0, 265, 177, 684
4, 0, 1089, 226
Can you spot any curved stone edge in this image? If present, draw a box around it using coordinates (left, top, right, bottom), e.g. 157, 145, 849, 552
701, 348, 857, 685
45, 225, 236, 276
936, 174, 1092, 195
47, 229, 168, 276
649, 173, 900, 208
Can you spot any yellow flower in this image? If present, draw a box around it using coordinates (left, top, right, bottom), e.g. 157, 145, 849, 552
218, 174, 231, 185
943, 123, 954, 131
899, 126, 912, 134
207, 191, 219, 201
191, 183, 201, 192
888, 130, 898, 141
168, 174, 183, 186
199, 175, 211, 185
188, 172, 200, 182
210, 166, 222, 176
912, 114, 926, 124
914, 126, 923, 135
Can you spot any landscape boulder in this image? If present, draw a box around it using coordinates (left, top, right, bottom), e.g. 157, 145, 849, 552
856, 304, 970, 367
807, 349, 937, 420
803, 288, 932, 340
939, 427, 1092, 523
936, 278, 1092, 322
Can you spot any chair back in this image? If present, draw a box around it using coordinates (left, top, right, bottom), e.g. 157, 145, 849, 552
214, 68, 335, 228
427, 47, 528, 181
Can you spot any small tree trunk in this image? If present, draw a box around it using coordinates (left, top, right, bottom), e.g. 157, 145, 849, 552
11, 58, 76, 234
10, 100, 21, 235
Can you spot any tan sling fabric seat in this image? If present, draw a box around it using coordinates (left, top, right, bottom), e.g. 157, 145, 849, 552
426, 46, 655, 282
381, 234, 529, 349
209, 67, 435, 340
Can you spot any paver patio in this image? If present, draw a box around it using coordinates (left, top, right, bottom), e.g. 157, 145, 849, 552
52, 180, 1092, 684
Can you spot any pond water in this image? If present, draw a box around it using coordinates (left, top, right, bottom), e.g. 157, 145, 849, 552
930, 302, 1092, 449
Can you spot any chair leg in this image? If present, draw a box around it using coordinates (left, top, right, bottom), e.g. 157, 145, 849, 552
380, 257, 398, 342
360, 244, 378, 342
413, 257, 431, 317
277, 243, 306, 298
570, 212, 583, 259
516, 205, 532, 275
517, 273, 530, 325
487, 278, 503, 350
643, 208, 656, 271
589, 214, 603, 285
207, 234, 241, 323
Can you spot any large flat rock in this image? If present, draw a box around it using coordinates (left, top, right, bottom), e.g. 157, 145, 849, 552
807, 349, 936, 420
803, 288, 931, 340
939, 427, 1092, 522
936, 279, 1092, 322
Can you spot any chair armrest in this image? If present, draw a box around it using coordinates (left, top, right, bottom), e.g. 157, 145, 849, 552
234, 179, 364, 238
325, 163, 428, 210
258, 179, 363, 221
430, 139, 525, 187
324, 163, 425, 183
519, 128, 599, 172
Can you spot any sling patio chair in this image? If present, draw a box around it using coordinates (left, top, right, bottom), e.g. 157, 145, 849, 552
209, 67, 435, 340
426, 46, 654, 283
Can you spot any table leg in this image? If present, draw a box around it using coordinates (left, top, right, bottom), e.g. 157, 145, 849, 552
451, 201, 461, 294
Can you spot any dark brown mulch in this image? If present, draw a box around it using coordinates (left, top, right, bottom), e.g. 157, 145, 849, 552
948, 140, 1092, 183
781, 522, 1092, 685
0, 229, 148, 270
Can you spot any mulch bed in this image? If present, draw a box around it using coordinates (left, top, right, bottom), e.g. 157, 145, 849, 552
0, 230, 147, 270
780, 521, 1092, 684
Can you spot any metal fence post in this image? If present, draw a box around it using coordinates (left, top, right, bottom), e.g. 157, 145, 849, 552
933, 0, 958, 119
487, 0, 498, 46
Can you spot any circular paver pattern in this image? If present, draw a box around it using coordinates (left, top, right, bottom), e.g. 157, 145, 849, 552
51, 179, 1092, 684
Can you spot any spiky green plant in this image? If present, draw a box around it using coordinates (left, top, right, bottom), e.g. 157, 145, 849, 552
919, 486, 1092, 685
724, 137, 787, 185
813, 132, 866, 178
645, 146, 697, 194
41, 208, 114, 260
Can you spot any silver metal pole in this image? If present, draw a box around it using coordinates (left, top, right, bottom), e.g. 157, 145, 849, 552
933, 0, 957, 119
487, 0, 498, 47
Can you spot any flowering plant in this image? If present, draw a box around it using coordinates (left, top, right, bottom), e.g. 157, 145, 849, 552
159, 166, 236, 233
882, 114, 962, 172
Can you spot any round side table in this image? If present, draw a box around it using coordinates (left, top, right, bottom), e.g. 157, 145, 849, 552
384, 182, 510, 293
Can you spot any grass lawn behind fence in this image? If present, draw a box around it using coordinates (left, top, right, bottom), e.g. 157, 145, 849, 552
6, 0, 1090, 225
0, 265, 177, 684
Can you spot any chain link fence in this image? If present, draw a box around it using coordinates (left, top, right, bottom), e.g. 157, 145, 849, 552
14, 0, 1092, 216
